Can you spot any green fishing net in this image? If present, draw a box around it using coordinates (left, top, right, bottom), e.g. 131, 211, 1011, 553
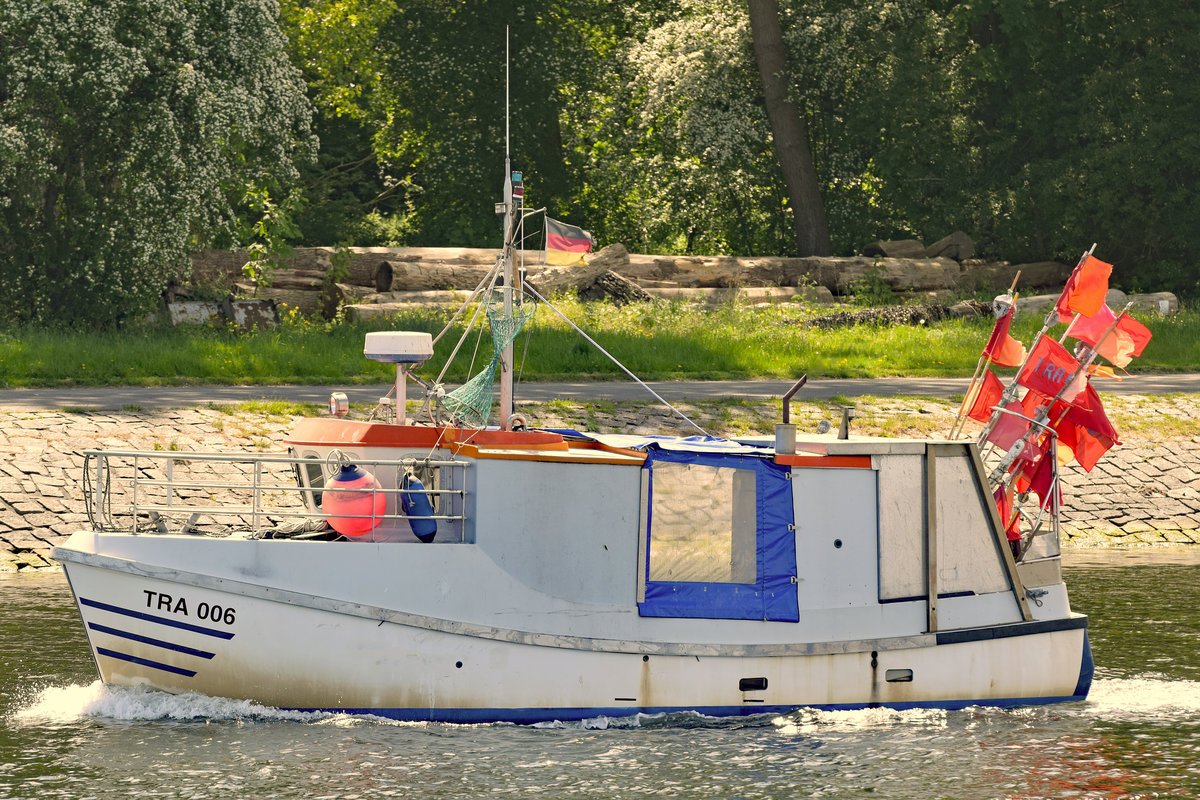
441, 289, 536, 427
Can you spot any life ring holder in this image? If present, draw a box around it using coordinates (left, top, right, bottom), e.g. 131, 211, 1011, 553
324, 448, 355, 479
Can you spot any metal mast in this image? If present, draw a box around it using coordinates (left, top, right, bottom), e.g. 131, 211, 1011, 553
497, 25, 516, 429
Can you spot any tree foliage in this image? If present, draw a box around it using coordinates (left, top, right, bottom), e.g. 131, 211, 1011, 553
5, 0, 1198, 331
943, 1, 1200, 294
0, 0, 315, 327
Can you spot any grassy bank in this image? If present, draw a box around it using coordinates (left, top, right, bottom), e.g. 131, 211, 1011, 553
1, 297, 1195, 388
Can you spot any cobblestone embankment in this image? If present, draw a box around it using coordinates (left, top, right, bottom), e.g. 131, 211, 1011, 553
2, 394, 1198, 571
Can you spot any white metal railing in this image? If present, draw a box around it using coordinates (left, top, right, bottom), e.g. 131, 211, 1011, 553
976, 406, 1062, 561
81, 449, 469, 539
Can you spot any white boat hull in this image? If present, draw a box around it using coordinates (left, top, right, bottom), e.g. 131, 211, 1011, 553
59, 546, 1092, 723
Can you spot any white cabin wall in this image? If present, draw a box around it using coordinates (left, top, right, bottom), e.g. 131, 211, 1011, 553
876, 449, 1014, 606
471, 459, 642, 604
877, 454, 926, 600
934, 453, 1010, 596
792, 467, 879, 609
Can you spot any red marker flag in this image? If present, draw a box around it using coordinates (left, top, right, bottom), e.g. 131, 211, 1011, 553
1065, 304, 1152, 369
1017, 337, 1087, 405
1056, 254, 1113, 322
985, 397, 1043, 463
1072, 427, 1115, 471
1063, 383, 1121, 445
966, 370, 1006, 423
1014, 442, 1060, 509
981, 306, 1027, 368
986, 400, 1030, 452
992, 484, 1022, 543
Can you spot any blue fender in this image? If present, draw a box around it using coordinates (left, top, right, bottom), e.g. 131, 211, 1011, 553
401, 473, 438, 543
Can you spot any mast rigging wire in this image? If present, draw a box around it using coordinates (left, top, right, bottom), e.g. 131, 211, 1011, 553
520, 281, 710, 437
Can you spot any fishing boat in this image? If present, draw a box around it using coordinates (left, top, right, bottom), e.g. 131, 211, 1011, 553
53, 79, 1105, 721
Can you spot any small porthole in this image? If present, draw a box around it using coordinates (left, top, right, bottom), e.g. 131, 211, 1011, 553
833, 539, 843, 549
455, 661, 463, 669
885, 668, 913, 683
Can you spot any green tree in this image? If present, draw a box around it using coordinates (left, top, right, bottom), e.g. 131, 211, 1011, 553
593, 0, 795, 255
946, 1, 1200, 294
0, 0, 315, 328
274, 0, 1200, 297
279, 0, 406, 245
367, 0, 617, 246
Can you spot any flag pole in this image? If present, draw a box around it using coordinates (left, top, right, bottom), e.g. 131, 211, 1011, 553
949, 271, 1021, 440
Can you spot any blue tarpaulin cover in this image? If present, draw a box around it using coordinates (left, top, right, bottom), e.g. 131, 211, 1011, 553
637, 444, 798, 622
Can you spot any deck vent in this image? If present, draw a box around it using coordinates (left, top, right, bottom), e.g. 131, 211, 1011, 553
739, 677, 768, 691
885, 669, 914, 683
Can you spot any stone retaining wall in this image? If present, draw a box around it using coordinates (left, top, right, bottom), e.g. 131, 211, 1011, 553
3, 395, 1197, 571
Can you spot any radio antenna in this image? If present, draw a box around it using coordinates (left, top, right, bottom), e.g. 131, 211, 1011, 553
505, 25, 510, 163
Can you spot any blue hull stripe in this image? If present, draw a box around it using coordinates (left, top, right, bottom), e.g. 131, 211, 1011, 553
1074, 631, 1095, 698
88, 622, 216, 659
96, 647, 198, 678
292, 693, 1090, 725
80, 597, 235, 639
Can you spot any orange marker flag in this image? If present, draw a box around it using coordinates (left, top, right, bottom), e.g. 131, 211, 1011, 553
981, 306, 1027, 368
1056, 254, 1113, 322
1066, 305, 1152, 369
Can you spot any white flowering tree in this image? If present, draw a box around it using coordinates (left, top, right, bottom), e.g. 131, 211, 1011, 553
0, 0, 315, 327
577, 0, 793, 256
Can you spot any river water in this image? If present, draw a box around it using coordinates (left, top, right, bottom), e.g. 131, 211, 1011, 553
3, 550, 1198, 800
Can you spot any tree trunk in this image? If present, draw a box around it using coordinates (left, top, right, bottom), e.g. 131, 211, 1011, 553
579, 271, 652, 306
747, 0, 832, 257
525, 243, 630, 295
383, 261, 495, 292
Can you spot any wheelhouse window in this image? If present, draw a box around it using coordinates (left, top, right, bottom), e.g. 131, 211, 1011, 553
647, 462, 756, 584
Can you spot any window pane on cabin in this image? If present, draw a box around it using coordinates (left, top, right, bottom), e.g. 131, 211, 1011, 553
302, 458, 325, 509
649, 462, 757, 584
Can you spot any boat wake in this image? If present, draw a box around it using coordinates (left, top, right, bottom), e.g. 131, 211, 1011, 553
771, 676, 1200, 732
1079, 675, 1200, 721
14, 682, 332, 726
15, 676, 1195, 729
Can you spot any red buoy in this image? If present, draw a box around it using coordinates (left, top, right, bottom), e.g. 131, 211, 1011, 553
322, 464, 386, 537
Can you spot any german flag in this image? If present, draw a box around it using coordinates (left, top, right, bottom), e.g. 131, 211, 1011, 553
545, 217, 593, 266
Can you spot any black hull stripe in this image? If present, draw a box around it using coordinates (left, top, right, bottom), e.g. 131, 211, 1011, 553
96, 647, 198, 677
88, 622, 216, 659
81, 597, 234, 639
936, 615, 1088, 646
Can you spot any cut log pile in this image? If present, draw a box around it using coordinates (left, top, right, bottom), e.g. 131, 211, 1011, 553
183, 233, 1176, 324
